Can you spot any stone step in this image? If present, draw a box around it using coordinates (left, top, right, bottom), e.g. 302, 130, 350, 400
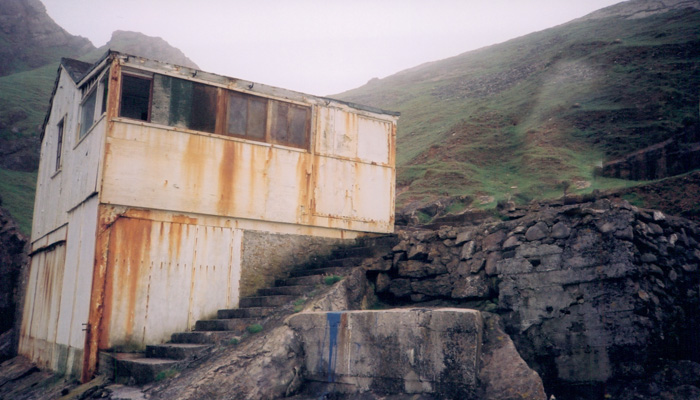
194, 318, 258, 332
171, 330, 240, 345
100, 352, 185, 385
145, 343, 210, 360
258, 285, 315, 296
217, 307, 276, 319
331, 246, 374, 258
275, 275, 324, 287
239, 295, 296, 307
319, 257, 365, 268
289, 266, 352, 278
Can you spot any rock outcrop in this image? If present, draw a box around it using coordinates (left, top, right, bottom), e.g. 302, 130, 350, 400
366, 197, 700, 398
0, 0, 93, 77
0, 206, 28, 362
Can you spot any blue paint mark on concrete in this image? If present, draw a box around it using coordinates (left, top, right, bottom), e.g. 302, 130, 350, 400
326, 312, 342, 383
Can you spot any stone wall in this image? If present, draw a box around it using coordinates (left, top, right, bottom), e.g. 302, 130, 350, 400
365, 198, 700, 398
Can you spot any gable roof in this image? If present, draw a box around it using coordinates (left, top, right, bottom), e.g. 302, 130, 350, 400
60, 58, 92, 83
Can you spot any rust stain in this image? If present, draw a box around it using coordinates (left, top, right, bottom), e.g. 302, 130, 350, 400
117, 218, 152, 340
183, 134, 206, 200
83, 206, 113, 382
169, 222, 183, 260
217, 139, 237, 215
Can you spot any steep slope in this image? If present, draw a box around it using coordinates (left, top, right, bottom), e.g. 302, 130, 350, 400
82, 30, 199, 69
335, 0, 700, 208
0, 0, 93, 77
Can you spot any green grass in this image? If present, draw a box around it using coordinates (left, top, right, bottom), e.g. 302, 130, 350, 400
246, 323, 263, 334
323, 275, 343, 286
0, 63, 57, 137
154, 369, 178, 381
0, 168, 37, 235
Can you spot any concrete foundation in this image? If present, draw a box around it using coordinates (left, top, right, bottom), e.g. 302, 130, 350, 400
287, 308, 482, 398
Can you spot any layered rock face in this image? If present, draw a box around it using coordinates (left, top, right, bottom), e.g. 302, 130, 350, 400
366, 198, 700, 398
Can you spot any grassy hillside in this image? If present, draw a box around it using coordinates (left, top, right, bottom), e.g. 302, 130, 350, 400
0, 63, 57, 138
335, 6, 700, 208
0, 168, 36, 235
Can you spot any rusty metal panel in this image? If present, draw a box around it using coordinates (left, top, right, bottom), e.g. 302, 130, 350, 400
102, 216, 241, 349
100, 124, 306, 225
313, 157, 393, 224
357, 116, 391, 165
18, 243, 67, 370
58, 197, 99, 353
317, 107, 358, 159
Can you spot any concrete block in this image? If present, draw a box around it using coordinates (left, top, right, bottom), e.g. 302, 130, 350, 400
288, 308, 482, 397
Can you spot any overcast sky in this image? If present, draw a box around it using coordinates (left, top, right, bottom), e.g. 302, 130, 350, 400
41, 0, 624, 96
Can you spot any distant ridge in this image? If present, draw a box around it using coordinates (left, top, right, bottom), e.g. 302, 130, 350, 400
334, 0, 700, 210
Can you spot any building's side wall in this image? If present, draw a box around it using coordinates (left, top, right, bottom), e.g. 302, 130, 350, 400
31, 71, 106, 243
20, 66, 107, 378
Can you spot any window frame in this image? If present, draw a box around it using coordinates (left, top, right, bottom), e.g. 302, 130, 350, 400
55, 116, 65, 173
222, 89, 311, 150
78, 84, 98, 140
118, 72, 154, 123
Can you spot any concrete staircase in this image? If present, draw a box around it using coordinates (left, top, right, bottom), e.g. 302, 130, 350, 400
99, 236, 397, 385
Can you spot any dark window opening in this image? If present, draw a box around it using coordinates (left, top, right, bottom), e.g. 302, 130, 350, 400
55, 118, 64, 171
79, 89, 97, 139
120, 74, 152, 121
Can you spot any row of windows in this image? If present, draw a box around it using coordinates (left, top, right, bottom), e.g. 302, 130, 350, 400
119, 73, 312, 150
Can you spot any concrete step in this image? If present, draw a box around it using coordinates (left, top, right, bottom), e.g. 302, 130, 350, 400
289, 266, 352, 278
171, 330, 240, 345
258, 285, 315, 296
239, 295, 296, 307
217, 307, 276, 319
194, 318, 258, 332
145, 343, 210, 360
100, 352, 185, 385
275, 275, 324, 287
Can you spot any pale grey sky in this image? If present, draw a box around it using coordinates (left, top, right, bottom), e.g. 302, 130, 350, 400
41, 0, 624, 96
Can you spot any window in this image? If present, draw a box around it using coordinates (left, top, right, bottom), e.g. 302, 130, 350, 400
119, 74, 152, 121
79, 88, 97, 139
118, 71, 312, 150
270, 100, 310, 148
55, 118, 64, 171
150, 74, 217, 133
225, 91, 310, 149
227, 91, 267, 140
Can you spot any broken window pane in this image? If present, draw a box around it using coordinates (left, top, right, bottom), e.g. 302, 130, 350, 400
227, 91, 266, 140
100, 73, 109, 115
151, 74, 216, 133
79, 88, 97, 139
119, 74, 151, 121
270, 100, 310, 148
56, 118, 64, 171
